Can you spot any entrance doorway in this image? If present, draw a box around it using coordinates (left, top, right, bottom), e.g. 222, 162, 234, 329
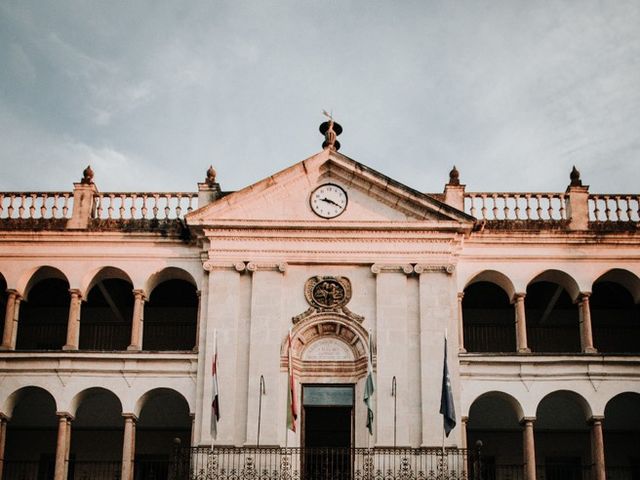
303, 385, 354, 480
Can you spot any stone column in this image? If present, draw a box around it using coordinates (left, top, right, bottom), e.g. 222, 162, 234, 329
590, 416, 606, 480
1, 290, 21, 350
513, 293, 530, 353
245, 262, 286, 446
371, 264, 413, 447
578, 293, 597, 353
457, 292, 466, 353
127, 290, 146, 351
0, 413, 8, 480
521, 417, 536, 480
121, 414, 137, 480
63, 289, 82, 350
415, 263, 460, 447
54, 412, 73, 480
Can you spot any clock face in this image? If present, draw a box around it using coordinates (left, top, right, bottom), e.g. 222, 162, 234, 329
310, 183, 348, 219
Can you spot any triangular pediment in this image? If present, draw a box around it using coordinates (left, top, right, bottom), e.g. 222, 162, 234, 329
186, 150, 474, 228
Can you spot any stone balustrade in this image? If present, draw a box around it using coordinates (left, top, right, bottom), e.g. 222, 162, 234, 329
464, 192, 567, 221
0, 192, 73, 219
589, 194, 640, 222
94, 192, 198, 220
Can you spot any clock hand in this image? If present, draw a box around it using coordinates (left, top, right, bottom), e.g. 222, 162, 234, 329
321, 197, 340, 207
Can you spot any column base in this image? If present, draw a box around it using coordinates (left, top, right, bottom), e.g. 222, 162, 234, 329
0, 344, 13, 351
584, 347, 598, 353
517, 347, 531, 353
127, 345, 142, 351
62, 345, 78, 351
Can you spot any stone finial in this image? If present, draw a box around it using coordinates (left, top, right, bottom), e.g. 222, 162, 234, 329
319, 119, 342, 151
81, 165, 94, 184
570, 166, 582, 187
205, 165, 217, 186
448, 165, 460, 186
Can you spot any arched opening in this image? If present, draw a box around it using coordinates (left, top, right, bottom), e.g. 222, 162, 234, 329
80, 270, 133, 350
70, 388, 124, 477
604, 392, 640, 478
462, 282, 516, 352
591, 281, 640, 353
467, 392, 523, 479
16, 271, 70, 350
135, 388, 192, 478
526, 280, 580, 353
4, 387, 58, 479
143, 279, 198, 351
535, 391, 591, 479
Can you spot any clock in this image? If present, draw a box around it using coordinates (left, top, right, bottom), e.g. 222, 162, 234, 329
310, 183, 348, 219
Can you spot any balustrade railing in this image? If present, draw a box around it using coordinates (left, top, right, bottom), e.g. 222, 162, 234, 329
172, 446, 473, 480
94, 192, 198, 220
464, 193, 567, 221
589, 194, 640, 222
0, 192, 73, 219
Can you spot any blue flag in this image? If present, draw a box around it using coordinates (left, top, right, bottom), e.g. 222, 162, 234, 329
439, 335, 456, 437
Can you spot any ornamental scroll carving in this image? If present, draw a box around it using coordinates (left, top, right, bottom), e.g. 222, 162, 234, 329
292, 275, 364, 324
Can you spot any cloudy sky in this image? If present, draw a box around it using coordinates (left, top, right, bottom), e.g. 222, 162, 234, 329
1, 1, 638, 195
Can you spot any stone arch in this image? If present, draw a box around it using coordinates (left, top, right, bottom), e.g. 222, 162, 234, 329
283, 314, 370, 380
593, 268, 640, 303
134, 387, 192, 417
468, 390, 525, 421
603, 392, 640, 473
536, 390, 593, 426
82, 266, 133, 297
3, 385, 58, 418
464, 270, 516, 301
69, 386, 123, 418
145, 267, 198, 296
528, 269, 581, 302
20, 266, 69, 301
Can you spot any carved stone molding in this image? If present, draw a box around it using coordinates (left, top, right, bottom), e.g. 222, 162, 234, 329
293, 276, 363, 324
370, 264, 414, 275
246, 262, 287, 273
413, 264, 456, 275
203, 261, 247, 272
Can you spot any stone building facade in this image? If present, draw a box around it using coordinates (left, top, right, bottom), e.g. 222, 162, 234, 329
0, 123, 638, 480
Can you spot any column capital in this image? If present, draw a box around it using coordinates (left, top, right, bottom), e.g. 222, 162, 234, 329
246, 262, 287, 273
461, 415, 469, 423
579, 291, 592, 301
0, 412, 10, 422
5, 289, 21, 300
132, 289, 146, 301
122, 413, 138, 422
68, 288, 82, 298
371, 263, 413, 275
457, 291, 465, 300
413, 264, 455, 275
203, 261, 247, 272
588, 415, 605, 425
520, 416, 536, 425
513, 292, 526, 302
56, 411, 74, 421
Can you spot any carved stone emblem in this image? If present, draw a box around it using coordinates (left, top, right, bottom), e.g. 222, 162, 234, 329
293, 275, 363, 324
305, 276, 351, 309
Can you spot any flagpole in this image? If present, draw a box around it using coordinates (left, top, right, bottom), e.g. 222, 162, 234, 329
211, 329, 218, 451
257, 375, 265, 447
442, 328, 447, 456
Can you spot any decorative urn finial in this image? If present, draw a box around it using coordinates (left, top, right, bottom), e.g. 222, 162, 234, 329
570, 165, 582, 187
319, 111, 342, 151
205, 165, 217, 186
448, 165, 460, 186
81, 165, 94, 184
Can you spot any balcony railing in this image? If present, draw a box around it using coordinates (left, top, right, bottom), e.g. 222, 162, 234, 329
2, 460, 121, 480
171, 446, 474, 480
463, 324, 516, 353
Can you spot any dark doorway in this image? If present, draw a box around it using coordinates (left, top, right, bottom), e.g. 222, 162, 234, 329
303, 385, 353, 480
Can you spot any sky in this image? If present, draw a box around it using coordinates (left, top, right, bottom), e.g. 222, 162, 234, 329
0, 1, 639, 195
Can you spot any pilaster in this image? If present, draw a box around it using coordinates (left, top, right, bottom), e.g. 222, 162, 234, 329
245, 262, 286, 446
415, 263, 460, 447
371, 263, 413, 447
